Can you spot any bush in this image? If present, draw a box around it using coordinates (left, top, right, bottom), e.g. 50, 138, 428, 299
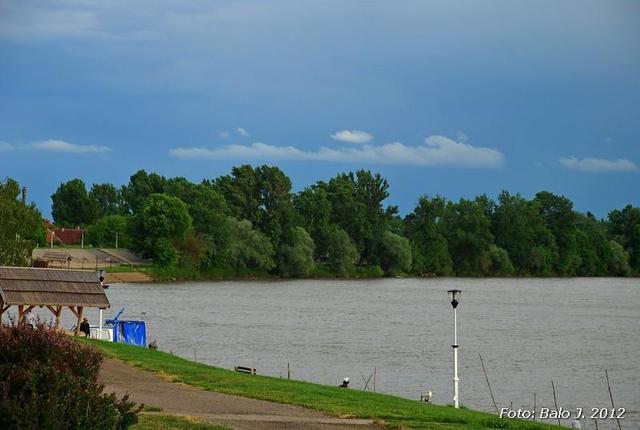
0, 323, 141, 430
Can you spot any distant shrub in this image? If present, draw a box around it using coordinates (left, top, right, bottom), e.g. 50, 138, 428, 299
0, 323, 141, 430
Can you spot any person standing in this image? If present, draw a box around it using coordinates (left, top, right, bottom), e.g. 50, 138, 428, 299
80, 317, 91, 338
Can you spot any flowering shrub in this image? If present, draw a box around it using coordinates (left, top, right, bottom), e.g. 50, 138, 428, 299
0, 323, 141, 430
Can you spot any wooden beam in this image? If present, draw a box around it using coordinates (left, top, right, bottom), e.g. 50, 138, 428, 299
75, 306, 84, 336
68, 306, 78, 318
45, 306, 63, 328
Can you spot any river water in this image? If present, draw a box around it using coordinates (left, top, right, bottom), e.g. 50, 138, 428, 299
28, 278, 640, 428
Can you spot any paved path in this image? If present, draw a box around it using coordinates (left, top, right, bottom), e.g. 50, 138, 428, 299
100, 358, 380, 430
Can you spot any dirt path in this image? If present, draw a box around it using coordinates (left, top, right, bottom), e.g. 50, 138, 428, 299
100, 358, 380, 430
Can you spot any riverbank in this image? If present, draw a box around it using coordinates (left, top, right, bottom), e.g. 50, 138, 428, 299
88, 339, 557, 430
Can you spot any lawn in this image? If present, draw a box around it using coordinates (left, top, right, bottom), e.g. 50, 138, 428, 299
88, 340, 558, 430
133, 414, 230, 430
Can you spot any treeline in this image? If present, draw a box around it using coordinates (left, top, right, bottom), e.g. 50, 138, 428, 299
18, 166, 640, 277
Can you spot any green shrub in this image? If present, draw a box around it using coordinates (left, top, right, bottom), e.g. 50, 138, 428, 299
0, 323, 141, 430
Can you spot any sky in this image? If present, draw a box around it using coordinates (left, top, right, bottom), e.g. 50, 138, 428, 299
1, 0, 639, 219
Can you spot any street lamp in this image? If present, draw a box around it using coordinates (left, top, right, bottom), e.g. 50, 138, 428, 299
447, 289, 462, 408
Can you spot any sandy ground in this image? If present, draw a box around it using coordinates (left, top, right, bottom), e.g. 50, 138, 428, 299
100, 358, 380, 430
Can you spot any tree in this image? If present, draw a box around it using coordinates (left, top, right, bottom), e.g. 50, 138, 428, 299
326, 170, 395, 264
294, 185, 332, 259
219, 218, 275, 273
89, 183, 124, 218
486, 245, 515, 276
534, 191, 579, 275
278, 227, 315, 277
492, 191, 557, 275
121, 170, 167, 214
87, 215, 131, 248
51, 179, 96, 227
0, 178, 45, 266
608, 240, 631, 276
608, 205, 640, 274
404, 196, 453, 275
214, 165, 262, 226
378, 231, 412, 276
131, 193, 192, 265
214, 165, 296, 260
443, 198, 494, 275
325, 227, 359, 276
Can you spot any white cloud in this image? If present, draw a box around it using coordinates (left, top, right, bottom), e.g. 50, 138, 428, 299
236, 127, 250, 137
331, 130, 373, 144
0, 139, 111, 154
218, 131, 230, 139
559, 156, 638, 172
170, 135, 505, 169
0, 142, 16, 151
31, 140, 111, 154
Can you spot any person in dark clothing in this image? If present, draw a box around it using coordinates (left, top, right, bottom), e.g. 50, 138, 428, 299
80, 318, 91, 338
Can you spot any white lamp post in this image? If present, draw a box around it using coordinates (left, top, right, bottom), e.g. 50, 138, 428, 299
447, 289, 462, 408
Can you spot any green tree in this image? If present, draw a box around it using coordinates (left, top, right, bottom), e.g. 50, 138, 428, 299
0, 178, 45, 266
378, 231, 412, 276
131, 193, 191, 265
534, 191, 579, 275
278, 227, 315, 277
608, 240, 631, 276
486, 245, 515, 276
326, 170, 395, 264
219, 218, 275, 273
492, 191, 556, 275
608, 205, 640, 274
51, 179, 96, 226
89, 183, 124, 218
443, 198, 494, 275
122, 170, 167, 214
404, 196, 453, 275
294, 185, 332, 259
325, 226, 359, 276
214, 165, 262, 226
574, 213, 612, 276
87, 215, 131, 248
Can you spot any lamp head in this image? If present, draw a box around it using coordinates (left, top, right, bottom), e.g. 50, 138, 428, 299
447, 289, 462, 308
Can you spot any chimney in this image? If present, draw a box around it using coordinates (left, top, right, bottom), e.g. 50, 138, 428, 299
21, 187, 27, 205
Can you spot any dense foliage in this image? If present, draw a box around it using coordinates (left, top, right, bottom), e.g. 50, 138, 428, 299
0, 323, 140, 430
0, 179, 45, 266
42, 166, 640, 277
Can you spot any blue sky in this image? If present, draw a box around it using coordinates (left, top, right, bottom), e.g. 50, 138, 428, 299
1, 0, 638, 218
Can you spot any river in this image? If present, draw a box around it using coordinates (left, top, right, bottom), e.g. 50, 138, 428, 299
31, 278, 640, 428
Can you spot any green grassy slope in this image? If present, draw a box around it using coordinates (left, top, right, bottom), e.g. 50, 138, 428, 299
89, 340, 558, 430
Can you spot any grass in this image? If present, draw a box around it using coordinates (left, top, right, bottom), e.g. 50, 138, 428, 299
132, 414, 230, 430
88, 340, 558, 430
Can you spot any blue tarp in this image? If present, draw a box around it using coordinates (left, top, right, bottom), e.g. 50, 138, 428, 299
107, 320, 147, 347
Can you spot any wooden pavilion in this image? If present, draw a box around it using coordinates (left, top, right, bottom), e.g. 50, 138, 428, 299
0, 267, 110, 335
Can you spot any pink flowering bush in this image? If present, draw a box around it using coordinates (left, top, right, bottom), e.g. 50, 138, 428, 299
0, 322, 141, 430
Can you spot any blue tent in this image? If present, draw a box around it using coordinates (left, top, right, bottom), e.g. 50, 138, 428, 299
105, 309, 147, 347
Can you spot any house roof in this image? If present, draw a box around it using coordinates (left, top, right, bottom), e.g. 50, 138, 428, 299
0, 267, 110, 308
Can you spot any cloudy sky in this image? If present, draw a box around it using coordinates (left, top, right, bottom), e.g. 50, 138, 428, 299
1, 0, 638, 217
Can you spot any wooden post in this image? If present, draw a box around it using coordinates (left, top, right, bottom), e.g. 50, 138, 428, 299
46, 306, 63, 328
75, 306, 84, 336
18, 305, 25, 325
0, 297, 4, 323
56, 306, 62, 328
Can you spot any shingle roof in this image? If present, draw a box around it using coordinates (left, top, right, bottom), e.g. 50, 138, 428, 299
0, 267, 110, 308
